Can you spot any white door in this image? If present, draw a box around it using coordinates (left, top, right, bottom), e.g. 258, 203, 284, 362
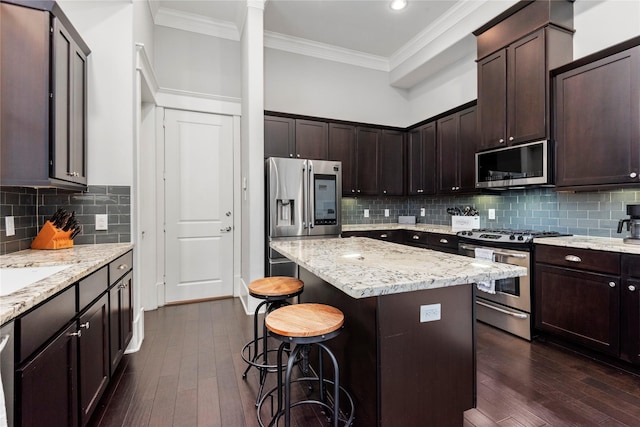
164, 109, 234, 303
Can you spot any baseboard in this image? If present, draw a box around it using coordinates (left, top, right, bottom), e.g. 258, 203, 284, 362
125, 307, 145, 354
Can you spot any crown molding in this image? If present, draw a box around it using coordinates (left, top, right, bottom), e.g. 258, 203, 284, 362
264, 31, 389, 72
153, 7, 240, 41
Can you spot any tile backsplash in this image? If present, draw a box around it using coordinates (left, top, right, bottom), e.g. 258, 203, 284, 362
0, 185, 131, 255
343, 187, 640, 238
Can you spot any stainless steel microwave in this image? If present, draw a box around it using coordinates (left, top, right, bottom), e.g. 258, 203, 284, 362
476, 140, 552, 189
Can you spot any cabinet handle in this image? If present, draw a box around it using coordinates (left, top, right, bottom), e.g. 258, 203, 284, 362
351, 189, 355, 193
412, 235, 420, 240
296, 154, 300, 158
499, 138, 504, 143
383, 190, 387, 194
418, 189, 423, 193
118, 264, 129, 270
380, 234, 388, 238
80, 322, 90, 329
357, 190, 361, 193
119, 282, 127, 289
609, 282, 616, 288
289, 154, 293, 157
509, 136, 514, 141
70, 330, 82, 338
629, 285, 637, 292
631, 172, 638, 178
439, 238, 448, 244
564, 255, 582, 263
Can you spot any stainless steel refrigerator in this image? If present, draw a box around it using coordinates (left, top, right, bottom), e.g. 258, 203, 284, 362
266, 157, 342, 277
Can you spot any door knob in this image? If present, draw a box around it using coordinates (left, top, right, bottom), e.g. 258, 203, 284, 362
220, 226, 232, 232
629, 285, 637, 292
609, 282, 616, 288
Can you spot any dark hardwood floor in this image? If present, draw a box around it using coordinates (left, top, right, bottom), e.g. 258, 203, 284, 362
89, 297, 640, 427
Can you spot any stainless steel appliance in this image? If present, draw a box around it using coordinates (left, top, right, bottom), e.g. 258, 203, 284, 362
476, 140, 552, 189
458, 228, 569, 340
266, 157, 342, 277
617, 204, 640, 245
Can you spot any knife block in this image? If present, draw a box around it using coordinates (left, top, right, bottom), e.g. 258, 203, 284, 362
31, 221, 74, 250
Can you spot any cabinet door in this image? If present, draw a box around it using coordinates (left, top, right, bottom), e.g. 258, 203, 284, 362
79, 294, 109, 427
437, 114, 459, 194
264, 116, 295, 158
621, 278, 640, 365
407, 129, 423, 195
379, 130, 404, 196
407, 123, 436, 195
18, 322, 78, 427
555, 46, 640, 188
507, 29, 546, 145
535, 264, 620, 356
295, 119, 328, 160
329, 123, 357, 196
458, 106, 478, 192
477, 49, 507, 151
52, 18, 87, 186
356, 127, 380, 195
109, 271, 133, 375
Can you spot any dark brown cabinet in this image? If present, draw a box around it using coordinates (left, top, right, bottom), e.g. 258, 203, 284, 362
379, 130, 404, 196
621, 254, 640, 364
342, 229, 403, 243
474, 0, 573, 151
553, 40, 640, 189
437, 106, 477, 194
110, 270, 133, 374
535, 245, 621, 357
0, 1, 90, 189
403, 230, 459, 254
264, 115, 328, 160
407, 122, 436, 196
328, 123, 357, 196
355, 127, 380, 196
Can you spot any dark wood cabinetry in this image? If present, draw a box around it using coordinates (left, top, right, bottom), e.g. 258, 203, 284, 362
622, 254, 640, 364
407, 122, 436, 195
328, 123, 357, 196
342, 229, 404, 243
437, 106, 478, 194
535, 245, 622, 357
355, 127, 380, 196
264, 115, 328, 160
110, 270, 133, 374
379, 130, 404, 196
474, 1, 573, 151
403, 230, 459, 254
0, 1, 90, 189
553, 40, 640, 189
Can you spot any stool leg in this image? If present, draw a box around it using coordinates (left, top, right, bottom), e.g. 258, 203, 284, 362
318, 345, 325, 402
284, 343, 304, 427
268, 340, 287, 427
318, 343, 340, 427
243, 299, 268, 379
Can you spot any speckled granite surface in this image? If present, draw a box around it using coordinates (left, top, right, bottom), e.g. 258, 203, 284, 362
0, 243, 134, 325
342, 223, 456, 234
533, 235, 640, 255
270, 237, 526, 299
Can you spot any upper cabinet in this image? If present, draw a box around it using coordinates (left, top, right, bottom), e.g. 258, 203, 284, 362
264, 115, 328, 160
0, 1, 90, 189
354, 127, 380, 196
474, 0, 573, 151
407, 122, 436, 196
379, 130, 404, 196
553, 37, 640, 190
328, 123, 357, 196
437, 105, 478, 195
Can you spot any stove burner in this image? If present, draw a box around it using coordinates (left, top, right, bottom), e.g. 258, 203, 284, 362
457, 228, 569, 243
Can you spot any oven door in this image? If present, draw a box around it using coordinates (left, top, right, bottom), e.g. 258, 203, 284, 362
458, 242, 531, 313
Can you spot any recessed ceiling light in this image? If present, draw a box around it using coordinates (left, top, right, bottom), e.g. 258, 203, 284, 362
390, 0, 407, 11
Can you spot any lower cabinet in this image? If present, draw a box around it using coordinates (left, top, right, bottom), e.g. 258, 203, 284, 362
342, 229, 459, 253
342, 230, 403, 243
621, 254, 640, 364
109, 270, 133, 374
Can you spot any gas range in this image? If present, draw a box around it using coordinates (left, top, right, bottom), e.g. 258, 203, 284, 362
456, 228, 569, 244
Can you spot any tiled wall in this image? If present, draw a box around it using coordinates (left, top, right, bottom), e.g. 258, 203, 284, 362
343, 187, 640, 238
0, 185, 131, 255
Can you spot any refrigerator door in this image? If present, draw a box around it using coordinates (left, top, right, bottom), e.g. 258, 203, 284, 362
308, 160, 342, 236
267, 157, 307, 238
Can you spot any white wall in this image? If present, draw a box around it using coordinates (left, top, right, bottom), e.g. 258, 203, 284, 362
264, 48, 410, 127
134, 0, 155, 63
57, 0, 134, 186
154, 26, 242, 98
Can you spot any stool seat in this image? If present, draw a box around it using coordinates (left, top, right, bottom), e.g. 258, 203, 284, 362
249, 277, 304, 298
266, 303, 344, 337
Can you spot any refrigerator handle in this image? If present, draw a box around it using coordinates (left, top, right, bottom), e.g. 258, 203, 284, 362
302, 163, 308, 229
308, 160, 315, 229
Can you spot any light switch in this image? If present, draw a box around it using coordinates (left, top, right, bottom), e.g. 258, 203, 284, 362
384, 209, 389, 217
5, 216, 15, 236
420, 208, 426, 217
95, 214, 108, 231
488, 209, 496, 220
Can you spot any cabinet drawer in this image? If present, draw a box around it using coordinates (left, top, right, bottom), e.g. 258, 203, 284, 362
78, 266, 107, 312
405, 231, 428, 246
622, 254, 640, 278
427, 233, 459, 252
109, 251, 133, 286
19, 285, 76, 363
341, 231, 369, 238
535, 245, 620, 275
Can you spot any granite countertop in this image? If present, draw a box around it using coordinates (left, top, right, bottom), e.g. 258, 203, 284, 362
270, 237, 526, 299
533, 235, 640, 255
342, 223, 456, 235
0, 243, 134, 325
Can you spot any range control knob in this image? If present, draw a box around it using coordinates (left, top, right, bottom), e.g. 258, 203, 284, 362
468, 232, 473, 236
509, 235, 515, 240
517, 236, 524, 241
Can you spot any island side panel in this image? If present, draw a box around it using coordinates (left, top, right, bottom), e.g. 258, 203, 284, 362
378, 283, 476, 427
299, 267, 379, 427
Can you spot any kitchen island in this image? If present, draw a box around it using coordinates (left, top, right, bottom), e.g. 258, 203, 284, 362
270, 237, 526, 427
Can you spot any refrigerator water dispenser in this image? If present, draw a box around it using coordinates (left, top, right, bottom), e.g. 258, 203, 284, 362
277, 199, 294, 226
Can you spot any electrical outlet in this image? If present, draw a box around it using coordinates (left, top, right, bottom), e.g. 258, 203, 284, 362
420, 208, 426, 217
420, 303, 441, 323
95, 214, 108, 231
384, 209, 389, 217
363, 209, 369, 218
5, 216, 15, 236
488, 209, 496, 220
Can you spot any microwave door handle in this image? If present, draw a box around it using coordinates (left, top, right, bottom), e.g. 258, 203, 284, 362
308, 160, 315, 229
459, 244, 527, 259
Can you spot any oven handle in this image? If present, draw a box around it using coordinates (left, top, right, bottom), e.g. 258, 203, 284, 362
459, 244, 528, 259
476, 300, 528, 319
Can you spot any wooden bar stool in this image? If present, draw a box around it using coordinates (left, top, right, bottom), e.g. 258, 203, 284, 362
241, 277, 304, 405
257, 303, 355, 427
